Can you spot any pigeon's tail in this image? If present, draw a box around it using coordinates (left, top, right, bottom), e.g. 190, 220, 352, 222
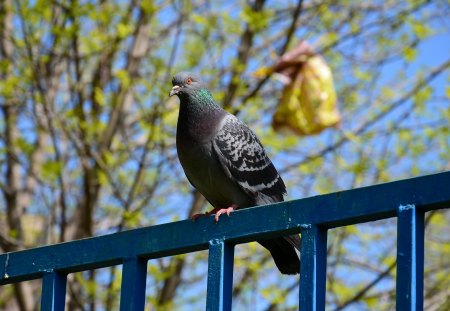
258, 234, 301, 275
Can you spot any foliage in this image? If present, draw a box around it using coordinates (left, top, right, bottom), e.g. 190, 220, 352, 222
0, 0, 449, 310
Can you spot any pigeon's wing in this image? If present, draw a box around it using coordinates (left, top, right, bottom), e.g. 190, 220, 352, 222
212, 115, 286, 203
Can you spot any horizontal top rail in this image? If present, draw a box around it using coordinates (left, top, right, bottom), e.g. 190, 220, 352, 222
1, 171, 449, 285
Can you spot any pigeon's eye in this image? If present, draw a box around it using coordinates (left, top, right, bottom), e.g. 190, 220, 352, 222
185, 78, 192, 85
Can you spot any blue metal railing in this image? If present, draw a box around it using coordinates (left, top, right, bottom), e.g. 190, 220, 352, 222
1, 171, 449, 310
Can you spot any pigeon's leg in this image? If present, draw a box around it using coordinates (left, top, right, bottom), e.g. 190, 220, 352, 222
191, 207, 221, 220
214, 204, 237, 223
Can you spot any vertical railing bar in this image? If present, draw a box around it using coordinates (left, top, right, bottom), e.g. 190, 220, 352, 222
40, 271, 67, 311
416, 208, 425, 309
396, 204, 424, 310
299, 225, 328, 311
206, 239, 234, 311
120, 257, 148, 311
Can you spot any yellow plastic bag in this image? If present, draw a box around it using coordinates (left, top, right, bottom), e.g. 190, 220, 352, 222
272, 43, 340, 136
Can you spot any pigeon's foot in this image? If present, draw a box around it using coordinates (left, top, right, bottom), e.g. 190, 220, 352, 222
191, 208, 221, 221
214, 204, 237, 223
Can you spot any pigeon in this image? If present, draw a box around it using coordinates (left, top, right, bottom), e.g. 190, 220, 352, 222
170, 72, 300, 275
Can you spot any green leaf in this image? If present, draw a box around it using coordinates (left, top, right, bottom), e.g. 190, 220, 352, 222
16, 137, 34, 156
240, 5, 273, 32
354, 68, 371, 81
94, 87, 106, 106
403, 46, 417, 62
321, 32, 339, 45
141, 0, 157, 15
41, 160, 63, 182
115, 69, 131, 88
117, 23, 133, 39
413, 86, 433, 107
408, 19, 433, 39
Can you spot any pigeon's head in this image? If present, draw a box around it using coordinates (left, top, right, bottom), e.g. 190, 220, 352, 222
169, 72, 204, 98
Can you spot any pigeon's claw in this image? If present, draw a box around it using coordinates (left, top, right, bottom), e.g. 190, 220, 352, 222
191, 208, 222, 221
214, 204, 237, 223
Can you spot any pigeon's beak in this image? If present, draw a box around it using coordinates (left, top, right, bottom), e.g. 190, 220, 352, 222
169, 85, 180, 97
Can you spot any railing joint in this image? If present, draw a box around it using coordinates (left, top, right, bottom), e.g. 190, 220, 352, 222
398, 204, 416, 212
209, 238, 225, 246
